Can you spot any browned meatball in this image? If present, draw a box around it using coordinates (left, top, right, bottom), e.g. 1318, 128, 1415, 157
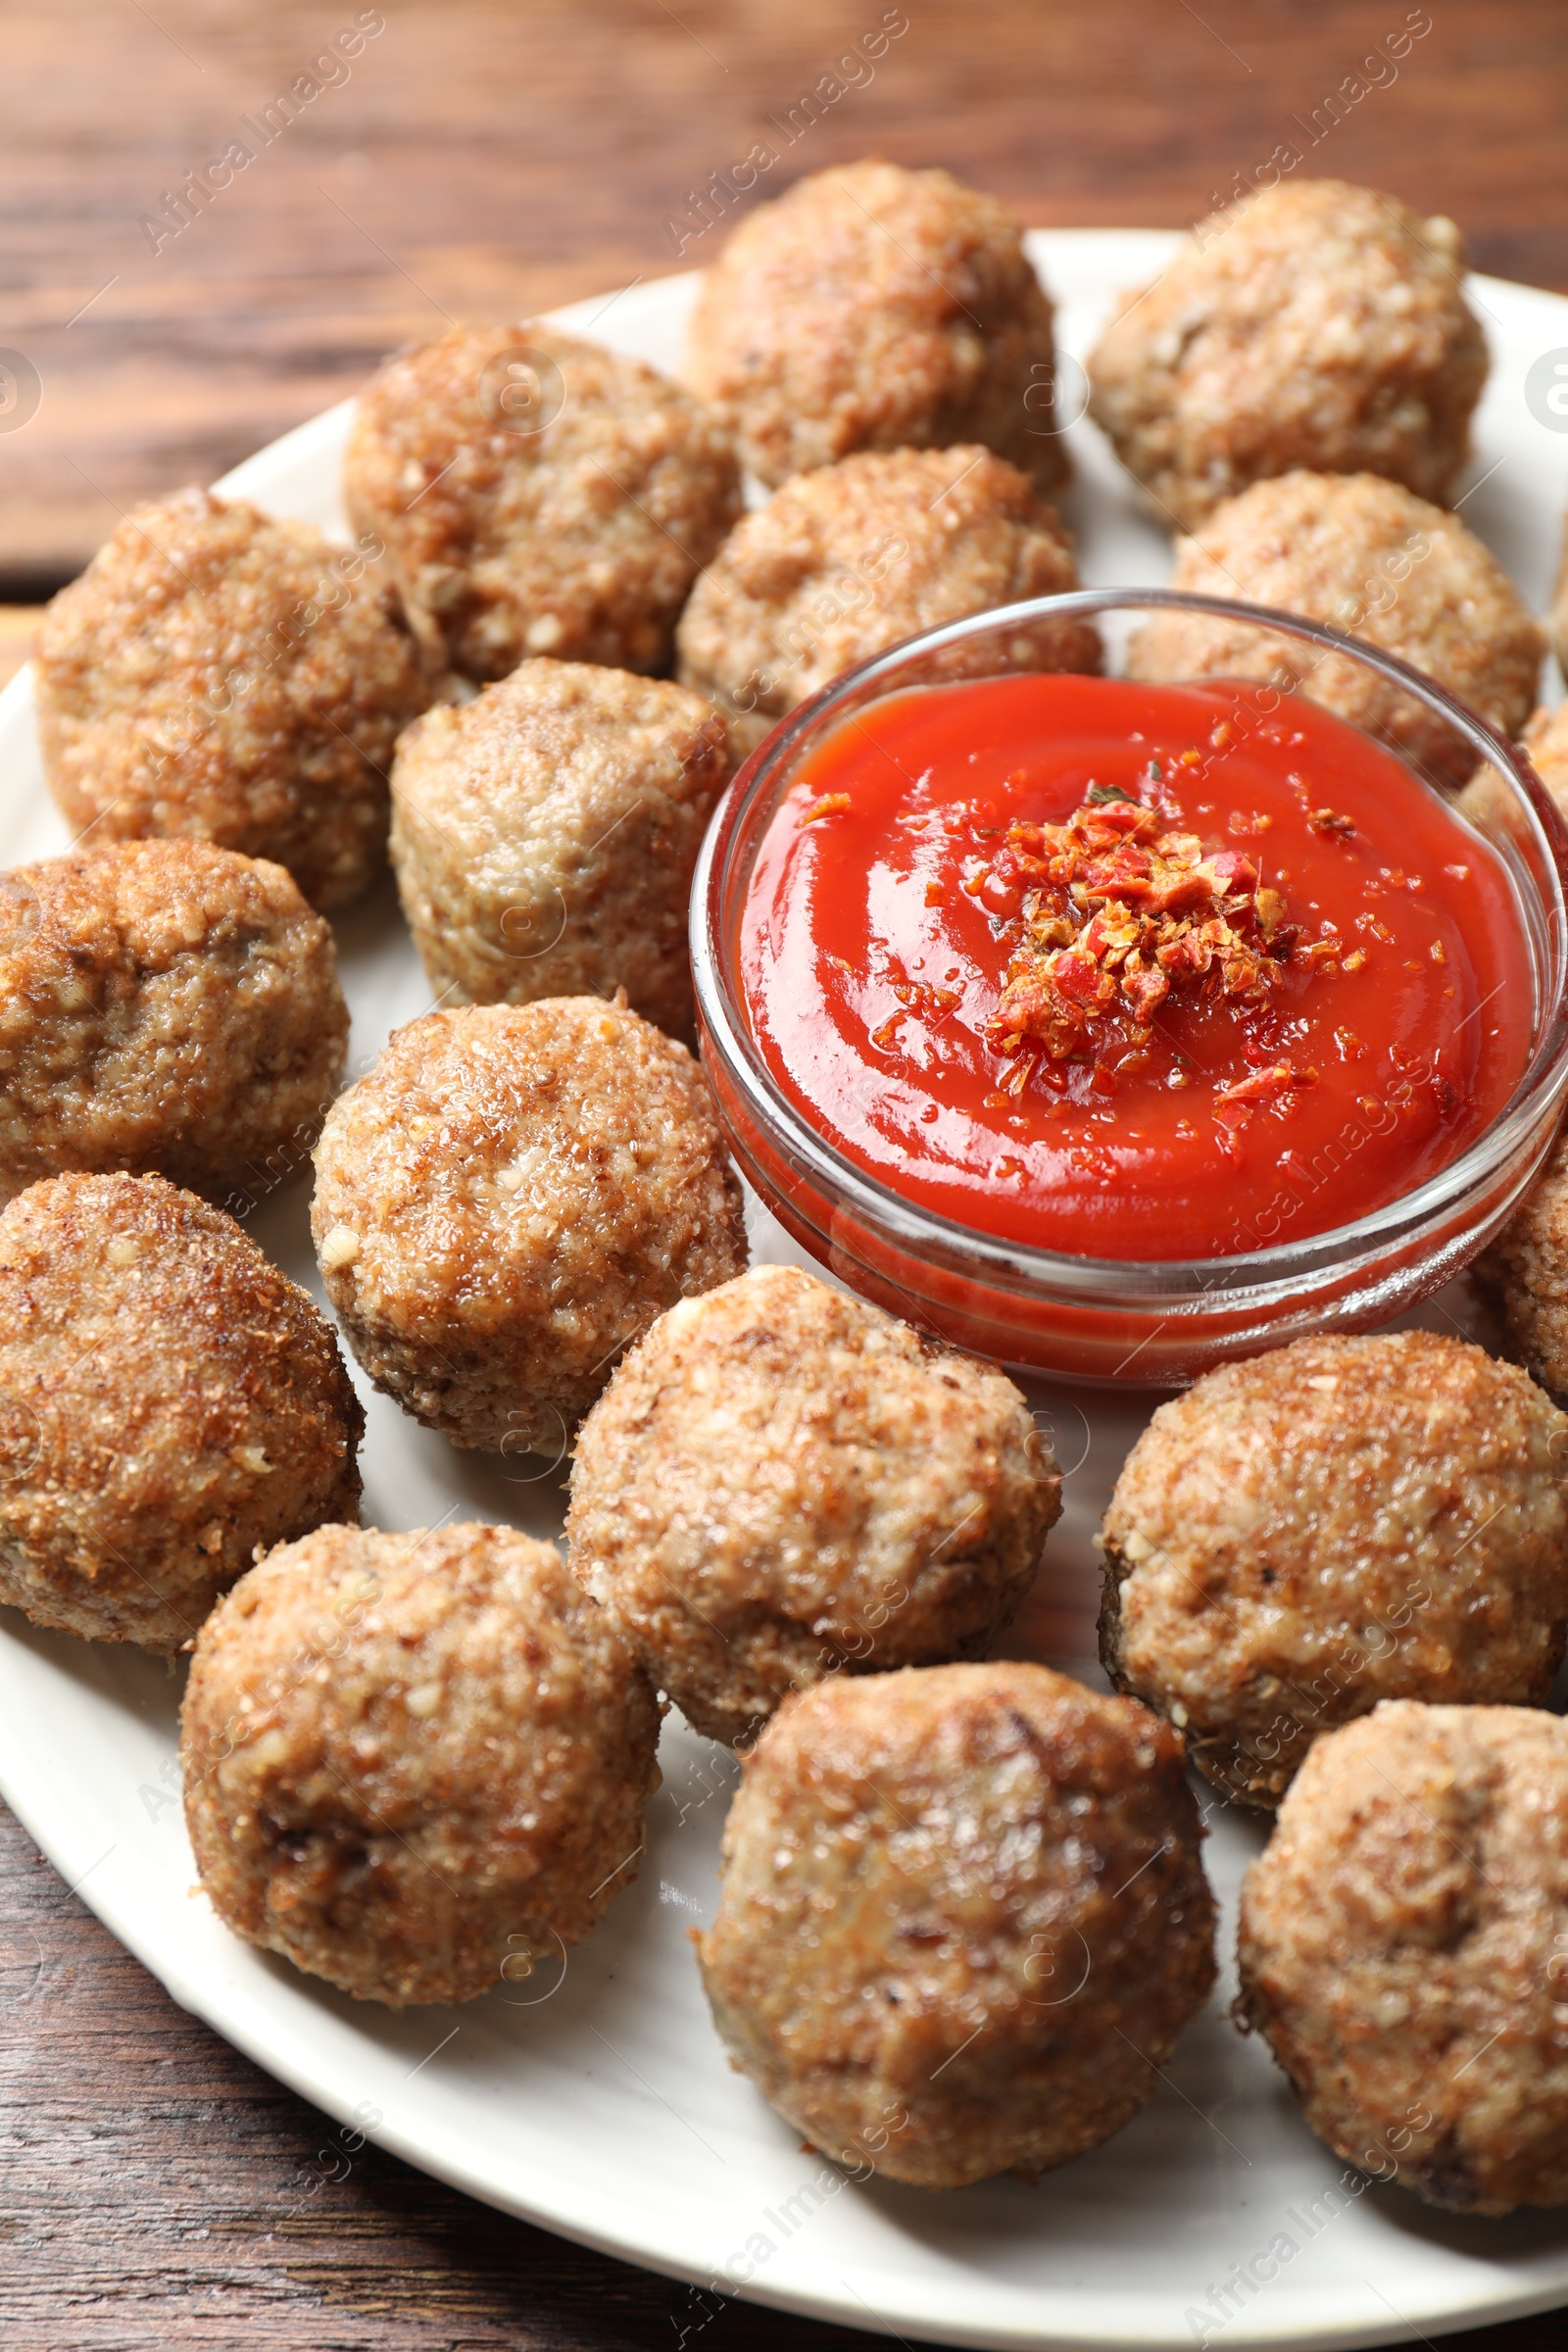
0, 1173, 361, 1653
182, 1522, 662, 2007
686, 161, 1069, 496
1522, 700, 1568, 820
674, 447, 1099, 755
698, 1662, 1216, 2187
389, 660, 730, 1039
1239, 1700, 1568, 2213
1475, 1123, 1568, 1396
1100, 1332, 1568, 1808
1126, 472, 1544, 787
1553, 530, 1568, 676
343, 324, 741, 683
0, 840, 348, 1210
33, 488, 428, 911
1088, 180, 1487, 530
312, 999, 746, 1453
567, 1264, 1060, 1744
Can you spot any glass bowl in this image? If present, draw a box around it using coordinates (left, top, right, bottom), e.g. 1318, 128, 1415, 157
690, 587, 1568, 1386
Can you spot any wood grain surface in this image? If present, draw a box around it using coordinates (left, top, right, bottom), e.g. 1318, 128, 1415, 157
3, 5, 1568, 2347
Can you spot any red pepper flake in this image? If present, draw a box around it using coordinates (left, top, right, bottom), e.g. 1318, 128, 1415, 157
982, 787, 1296, 1085
799, 793, 852, 827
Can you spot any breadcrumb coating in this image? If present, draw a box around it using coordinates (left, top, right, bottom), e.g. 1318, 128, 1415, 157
0, 1173, 361, 1653
390, 660, 730, 1038
34, 487, 428, 910
686, 161, 1069, 495
344, 324, 741, 682
567, 1264, 1060, 1743
1101, 1332, 1568, 1806
1088, 179, 1487, 530
675, 447, 1098, 754
182, 1521, 661, 2006
1239, 1701, 1568, 2213
0, 840, 348, 1209
1127, 471, 1544, 786
312, 999, 746, 1452
699, 1662, 1216, 2186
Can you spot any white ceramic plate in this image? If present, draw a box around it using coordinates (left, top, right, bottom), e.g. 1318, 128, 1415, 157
2, 231, 1568, 2352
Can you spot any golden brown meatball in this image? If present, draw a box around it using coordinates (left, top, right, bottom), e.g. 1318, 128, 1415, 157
686, 161, 1069, 496
567, 1264, 1060, 1744
312, 998, 746, 1453
1475, 1124, 1568, 1396
33, 488, 428, 911
182, 1521, 661, 2007
0, 1173, 361, 1653
390, 660, 729, 1039
698, 1662, 1216, 2187
674, 446, 1099, 755
1126, 472, 1544, 786
1100, 1332, 1568, 1808
1239, 1701, 1568, 2214
1087, 179, 1487, 530
0, 840, 348, 1209
343, 324, 741, 683
1521, 700, 1568, 821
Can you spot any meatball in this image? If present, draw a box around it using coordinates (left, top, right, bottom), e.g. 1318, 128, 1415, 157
567, 1264, 1060, 1744
0, 840, 348, 1210
685, 161, 1069, 496
1100, 1332, 1568, 1808
1087, 179, 1487, 530
343, 324, 741, 683
33, 487, 428, 911
1239, 1700, 1568, 2213
182, 1521, 661, 2007
312, 998, 746, 1453
1126, 472, 1544, 787
697, 1662, 1216, 2188
390, 660, 730, 1039
0, 1173, 361, 1653
1522, 700, 1568, 819
674, 447, 1100, 755
1474, 1124, 1568, 1396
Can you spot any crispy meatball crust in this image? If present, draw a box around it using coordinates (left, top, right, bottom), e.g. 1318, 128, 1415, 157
686, 162, 1069, 496
34, 488, 428, 911
390, 660, 730, 1038
343, 324, 741, 683
312, 999, 747, 1453
0, 840, 348, 1210
1238, 1701, 1568, 2213
567, 1265, 1061, 1744
698, 1662, 1216, 2188
1087, 180, 1488, 530
1475, 1123, 1568, 1396
182, 1522, 662, 2007
0, 1173, 362, 1653
1100, 1332, 1568, 1809
1522, 701, 1568, 821
1126, 471, 1544, 787
674, 447, 1099, 755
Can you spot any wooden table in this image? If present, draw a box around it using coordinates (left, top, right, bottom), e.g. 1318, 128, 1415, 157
3, 4, 1568, 2345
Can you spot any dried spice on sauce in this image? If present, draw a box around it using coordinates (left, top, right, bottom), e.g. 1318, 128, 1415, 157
740, 673, 1532, 1258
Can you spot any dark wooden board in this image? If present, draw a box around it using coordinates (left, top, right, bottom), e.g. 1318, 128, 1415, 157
3, 5, 1568, 2344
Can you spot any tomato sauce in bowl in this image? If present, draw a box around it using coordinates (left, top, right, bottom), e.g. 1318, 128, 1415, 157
693, 588, 1568, 1382
739, 673, 1533, 1260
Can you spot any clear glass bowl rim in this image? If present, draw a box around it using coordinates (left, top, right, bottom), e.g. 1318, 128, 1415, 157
690, 584, 1568, 1305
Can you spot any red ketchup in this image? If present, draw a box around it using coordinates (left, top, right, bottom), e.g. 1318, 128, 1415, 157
739, 673, 1533, 1259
